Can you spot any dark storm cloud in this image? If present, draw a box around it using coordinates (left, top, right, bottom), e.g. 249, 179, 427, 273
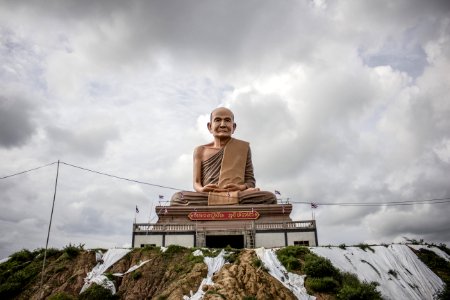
1, 0, 322, 72
0, 93, 36, 148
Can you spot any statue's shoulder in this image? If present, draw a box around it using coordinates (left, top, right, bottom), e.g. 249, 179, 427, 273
194, 142, 214, 158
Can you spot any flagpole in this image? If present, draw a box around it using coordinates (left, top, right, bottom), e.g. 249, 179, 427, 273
147, 201, 153, 236
40, 159, 60, 294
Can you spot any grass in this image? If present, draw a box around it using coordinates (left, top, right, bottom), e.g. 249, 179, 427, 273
252, 257, 268, 272
356, 243, 375, 253
276, 245, 309, 271
79, 283, 118, 300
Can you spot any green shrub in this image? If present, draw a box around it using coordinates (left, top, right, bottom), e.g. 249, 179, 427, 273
79, 284, 118, 300
252, 258, 268, 271
63, 244, 82, 259
341, 272, 360, 286
303, 254, 339, 279
337, 281, 382, 300
104, 272, 115, 281
131, 270, 142, 280
280, 255, 301, 271
162, 245, 186, 257
43, 248, 62, 258
436, 284, 450, 300
173, 264, 184, 273
10, 249, 33, 262
0, 249, 42, 298
188, 253, 205, 264
306, 276, 339, 292
0, 282, 22, 299
415, 248, 450, 300
437, 244, 450, 256
276, 246, 309, 271
356, 244, 375, 253
278, 245, 310, 257
224, 252, 238, 264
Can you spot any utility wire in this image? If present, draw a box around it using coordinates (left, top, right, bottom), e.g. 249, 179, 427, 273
0, 161, 57, 179
59, 161, 182, 191
3, 161, 450, 207
291, 197, 450, 207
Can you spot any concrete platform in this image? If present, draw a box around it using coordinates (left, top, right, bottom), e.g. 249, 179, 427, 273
132, 203, 318, 249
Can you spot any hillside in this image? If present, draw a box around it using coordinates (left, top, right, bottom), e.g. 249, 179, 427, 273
0, 244, 448, 299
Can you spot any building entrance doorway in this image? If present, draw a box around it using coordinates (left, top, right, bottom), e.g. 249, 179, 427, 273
205, 234, 244, 248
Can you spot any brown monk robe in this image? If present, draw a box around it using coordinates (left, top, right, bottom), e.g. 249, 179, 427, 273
170, 107, 276, 206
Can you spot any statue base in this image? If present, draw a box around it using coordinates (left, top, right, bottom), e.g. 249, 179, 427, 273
155, 204, 293, 224
132, 204, 318, 249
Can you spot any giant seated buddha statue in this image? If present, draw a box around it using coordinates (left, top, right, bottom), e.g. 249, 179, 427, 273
170, 107, 277, 206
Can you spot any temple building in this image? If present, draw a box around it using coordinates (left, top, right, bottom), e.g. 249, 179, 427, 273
132, 202, 318, 248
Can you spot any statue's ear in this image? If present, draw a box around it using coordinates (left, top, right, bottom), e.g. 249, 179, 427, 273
207, 122, 212, 132
232, 123, 236, 133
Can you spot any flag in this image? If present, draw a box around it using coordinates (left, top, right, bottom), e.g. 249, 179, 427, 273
159, 195, 164, 199
274, 190, 281, 195
135, 205, 139, 213
311, 203, 318, 209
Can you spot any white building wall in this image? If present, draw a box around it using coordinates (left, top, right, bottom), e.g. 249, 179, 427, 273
287, 231, 317, 246
255, 232, 285, 248
165, 234, 194, 248
134, 235, 163, 248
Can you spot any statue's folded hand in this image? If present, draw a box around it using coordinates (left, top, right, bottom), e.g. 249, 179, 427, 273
201, 184, 219, 192
223, 183, 247, 192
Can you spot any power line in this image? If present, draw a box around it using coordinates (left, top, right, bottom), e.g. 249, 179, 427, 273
291, 198, 450, 207
59, 161, 182, 191
2, 160, 450, 207
0, 161, 57, 179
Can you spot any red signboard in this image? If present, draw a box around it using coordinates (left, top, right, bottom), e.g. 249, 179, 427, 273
188, 211, 260, 221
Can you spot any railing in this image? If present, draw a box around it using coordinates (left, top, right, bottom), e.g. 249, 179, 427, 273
134, 220, 315, 233
134, 223, 195, 232
255, 220, 315, 230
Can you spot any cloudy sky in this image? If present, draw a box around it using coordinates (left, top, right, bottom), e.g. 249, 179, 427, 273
1, 0, 450, 258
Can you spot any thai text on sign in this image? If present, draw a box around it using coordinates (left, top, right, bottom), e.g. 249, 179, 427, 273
188, 211, 260, 221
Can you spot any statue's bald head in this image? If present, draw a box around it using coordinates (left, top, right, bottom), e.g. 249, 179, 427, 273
208, 107, 236, 137
210, 107, 234, 122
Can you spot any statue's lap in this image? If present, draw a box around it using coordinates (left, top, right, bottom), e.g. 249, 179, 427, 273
170, 190, 277, 206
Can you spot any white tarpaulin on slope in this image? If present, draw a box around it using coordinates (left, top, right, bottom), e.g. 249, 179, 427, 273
311, 245, 444, 300
184, 249, 226, 300
408, 244, 450, 262
255, 248, 316, 300
112, 259, 150, 277
80, 248, 131, 294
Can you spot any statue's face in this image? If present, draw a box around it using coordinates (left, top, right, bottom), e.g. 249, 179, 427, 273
208, 108, 236, 138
